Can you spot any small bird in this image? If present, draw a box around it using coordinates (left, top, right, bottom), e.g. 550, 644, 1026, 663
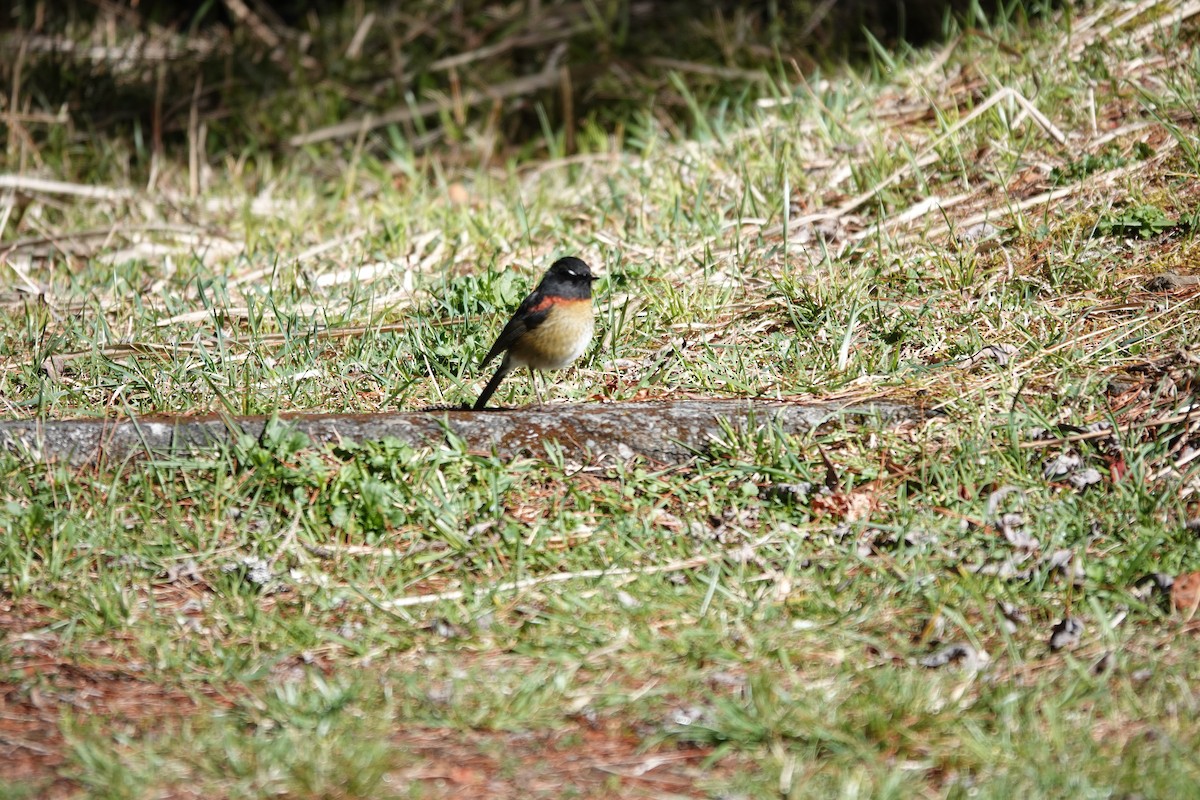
474, 256, 598, 410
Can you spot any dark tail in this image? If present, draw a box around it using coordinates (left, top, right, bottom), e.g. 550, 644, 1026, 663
474, 362, 512, 410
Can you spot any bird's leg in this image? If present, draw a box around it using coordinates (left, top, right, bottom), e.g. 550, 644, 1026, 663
533, 370, 546, 406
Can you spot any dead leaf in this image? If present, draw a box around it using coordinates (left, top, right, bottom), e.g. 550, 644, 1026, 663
810, 490, 873, 522
958, 343, 1019, 370
1043, 452, 1081, 478
39, 355, 65, 380
845, 492, 873, 522
955, 221, 1002, 249
1068, 468, 1102, 490
1170, 571, 1200, 621
1108, 456, 1129, 482
1146, 272, 1200, 292
998, 601, 1028, 632
998, 512, 1037, 550
985, 485, 1024, 520
766, 482, 813, 504
1131, 572, 1174, 602
428, 618, 466, 639
1049, 617, 1084, 651
919, 642, 987, 669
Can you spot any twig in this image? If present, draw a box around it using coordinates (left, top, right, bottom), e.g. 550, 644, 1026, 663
188, 74, 203, 199
1019, 409, 1200, 449
379, 544, 773, 609
6, 35, 27, 158
0, 734, 55, 756
897, 147, 1171, 246
0, 223, 216, 256
520, 149, 629, 174
0, 192, 16, 246
645, 57, 772, 83
303, 540, 436, 560
0, 174, 134, 201
345, 12, 375, 60
428, 24, 590, 72
759, 86, 1032, 242
1125, 0, 1200, 46
18, 316, 465, 374
1066, 0, 1200, 55
289, 69, 562, 147
865, 192, 973, 240
939, 295, 1200, 411
0, 32, 222, 66
221, 0, 282, 50
268, 508, 305, 569
24, 342, 200, 367
226, 228, 369, 288
1004, 88, 1067, 145
560, 64, 574, 155
3, 253, 43, 295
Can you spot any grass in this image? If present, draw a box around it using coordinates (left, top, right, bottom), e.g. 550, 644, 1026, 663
3, 1, 1200, 797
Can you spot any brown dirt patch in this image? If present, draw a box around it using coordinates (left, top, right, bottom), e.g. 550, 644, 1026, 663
0, 597, 225, 799
3, 598, 748, 798
386, 721, 740, 799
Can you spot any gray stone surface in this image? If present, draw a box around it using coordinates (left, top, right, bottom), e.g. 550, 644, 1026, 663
0, 400, 921, 467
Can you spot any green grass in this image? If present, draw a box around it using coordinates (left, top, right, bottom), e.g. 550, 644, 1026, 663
3, 1, 1200, 797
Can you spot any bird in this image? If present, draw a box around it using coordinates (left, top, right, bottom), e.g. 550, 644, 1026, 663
473, 256, 598, 410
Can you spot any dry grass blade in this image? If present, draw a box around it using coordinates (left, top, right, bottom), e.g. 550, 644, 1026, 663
379, 535, 776, 609
1019, 408, 1200, 449
0, 175, 135, 202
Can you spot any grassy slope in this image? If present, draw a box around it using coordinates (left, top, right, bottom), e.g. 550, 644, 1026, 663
3, 2, 1200, 798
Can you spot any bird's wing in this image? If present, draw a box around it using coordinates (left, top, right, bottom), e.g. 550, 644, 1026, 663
477, 289, 552, 369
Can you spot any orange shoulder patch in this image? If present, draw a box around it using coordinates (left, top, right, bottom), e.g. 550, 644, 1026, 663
527, 295, 589, 314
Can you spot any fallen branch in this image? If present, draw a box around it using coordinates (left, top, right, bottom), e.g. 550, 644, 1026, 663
0, 400, 922, 467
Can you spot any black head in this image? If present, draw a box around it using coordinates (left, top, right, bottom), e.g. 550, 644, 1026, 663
538, 256, 597, 299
